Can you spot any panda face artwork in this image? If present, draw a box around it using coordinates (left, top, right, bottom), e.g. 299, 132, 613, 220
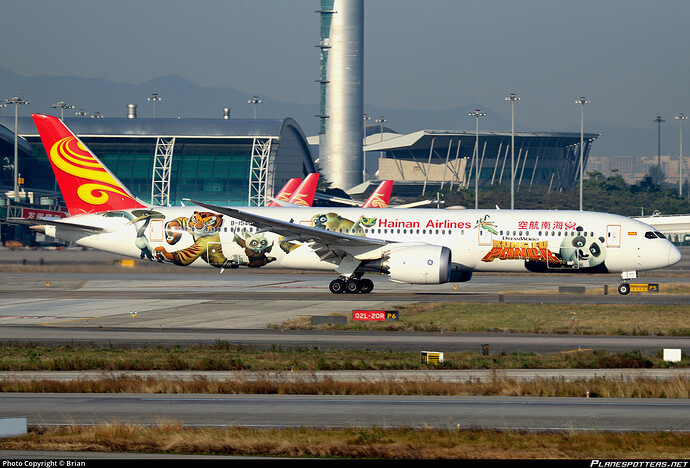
559, 227, 607, 268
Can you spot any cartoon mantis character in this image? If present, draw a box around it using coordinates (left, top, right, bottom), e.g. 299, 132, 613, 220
475, 214, 498, 235
232, 229, 276, 268
154, 211, 237, 269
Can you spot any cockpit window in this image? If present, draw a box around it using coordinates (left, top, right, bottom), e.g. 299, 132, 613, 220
656, 232, 666, 239
645, 231, 661, 239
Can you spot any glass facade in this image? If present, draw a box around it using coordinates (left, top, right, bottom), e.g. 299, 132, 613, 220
0, 116, 315, 208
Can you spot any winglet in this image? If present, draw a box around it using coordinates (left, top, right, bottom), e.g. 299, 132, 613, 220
32, 114, 147, 216
268, 178, 302, 207
287, 173, 319, 207
362, 180, 393, 208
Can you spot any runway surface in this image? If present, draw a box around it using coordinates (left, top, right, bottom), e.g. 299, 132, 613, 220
1, 248, 688, 435
0, 247, 688, 352
1, 393, 688, 432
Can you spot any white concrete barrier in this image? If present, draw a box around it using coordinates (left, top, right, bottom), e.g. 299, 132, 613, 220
663, 349, 682, 362
0, 418, 27, 438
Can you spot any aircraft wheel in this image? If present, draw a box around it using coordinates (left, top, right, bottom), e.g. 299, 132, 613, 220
346, 279, 361, 294
618, 283, 630, 295
359, 278, 374, 294
329, 278, 346, 294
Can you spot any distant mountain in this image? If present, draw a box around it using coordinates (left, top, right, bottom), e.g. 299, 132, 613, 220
0, 68, 673, 159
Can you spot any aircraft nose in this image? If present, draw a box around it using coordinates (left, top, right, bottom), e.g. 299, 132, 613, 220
668, 243, 682, 266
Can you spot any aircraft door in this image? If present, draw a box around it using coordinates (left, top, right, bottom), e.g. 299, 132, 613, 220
606, 225, 621, 247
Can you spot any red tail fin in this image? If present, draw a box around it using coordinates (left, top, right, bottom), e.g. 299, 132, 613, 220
32, 114, 147, 216
268, 178, 302, 207
288, 173, 319, 207
362, 180, 393, 208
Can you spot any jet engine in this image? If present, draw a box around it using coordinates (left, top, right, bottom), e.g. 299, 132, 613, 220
380, 244, 452, 284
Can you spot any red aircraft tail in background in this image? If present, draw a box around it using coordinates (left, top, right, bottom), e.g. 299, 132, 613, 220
268, 178, 302, 207
287, 173, 319, 207
362, 180, 393, 208
31, 114, 147, 216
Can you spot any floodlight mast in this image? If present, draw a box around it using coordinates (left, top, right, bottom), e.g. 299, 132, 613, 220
505, 93, 520, 209
676, 113, 687, 196
653, 115, 665, 185
52, 101, 74, 120
576, 97, 589, 211
6, 96, 29, 202
148, 93, 162, 118
248, 96, 262, 119
469, 109, 486, 210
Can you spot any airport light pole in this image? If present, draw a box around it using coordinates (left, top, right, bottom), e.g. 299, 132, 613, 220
148, 93, 162, 118
576, 97, 589, 211
248, 96, 262, 119
469, 109, 486, 210
6, 96, 29, 202
363, 113, 371, 181
52, 101, 74, 120
505, 93, 520, 209
375, 115, 388, 163
676, 113, 687, 196
75, 109, 89, 117
653, 116, 665, 185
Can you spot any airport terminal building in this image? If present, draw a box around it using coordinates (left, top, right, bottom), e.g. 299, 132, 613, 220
0, 115, 316, 244
0, 116, 316, 208
357, 129, 599, 197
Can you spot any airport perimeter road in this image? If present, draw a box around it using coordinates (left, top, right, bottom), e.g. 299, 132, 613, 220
1, 393, 688, 432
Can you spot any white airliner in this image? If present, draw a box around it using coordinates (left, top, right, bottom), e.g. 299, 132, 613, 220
15, 114, 682, 295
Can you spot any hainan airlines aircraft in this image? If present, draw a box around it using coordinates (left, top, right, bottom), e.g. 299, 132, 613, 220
17, 114, 681, 295
268, 178, 302, 206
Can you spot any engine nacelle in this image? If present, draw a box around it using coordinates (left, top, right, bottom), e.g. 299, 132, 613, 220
383, 244, 452, 284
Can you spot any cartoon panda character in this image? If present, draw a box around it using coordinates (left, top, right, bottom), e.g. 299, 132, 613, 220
559, 226, 607, 269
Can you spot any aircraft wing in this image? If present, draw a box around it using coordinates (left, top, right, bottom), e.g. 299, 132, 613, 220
7, 217, 107, 233
187, 199, 388, 249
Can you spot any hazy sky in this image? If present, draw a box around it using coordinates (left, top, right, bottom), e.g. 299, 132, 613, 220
2, 0, 689, 132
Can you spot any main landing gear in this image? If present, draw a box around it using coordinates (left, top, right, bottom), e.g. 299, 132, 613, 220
329, 275, 374, 294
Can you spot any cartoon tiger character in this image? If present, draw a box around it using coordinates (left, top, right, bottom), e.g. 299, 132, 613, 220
154, 211, 237, 269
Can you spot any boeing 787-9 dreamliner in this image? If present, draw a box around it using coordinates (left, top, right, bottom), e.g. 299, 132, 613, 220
14, 114, 681, 295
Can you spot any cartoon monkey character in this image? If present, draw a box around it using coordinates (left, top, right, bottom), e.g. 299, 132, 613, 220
232, 230, 276, 268
559, 226, 607, 269
154, 211, 237, 269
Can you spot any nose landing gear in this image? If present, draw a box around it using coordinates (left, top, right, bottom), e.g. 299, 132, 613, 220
618, 270, 636, 296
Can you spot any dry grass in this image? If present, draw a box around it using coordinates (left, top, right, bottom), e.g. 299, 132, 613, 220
1, 344, 687, 372
281, 302, 690, 336
0, 374, 688, 398
1, 424, 688, 459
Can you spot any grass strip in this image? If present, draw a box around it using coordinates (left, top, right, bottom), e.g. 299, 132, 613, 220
0, 374, 688, 398
275, 302, 690, 336
1, 424, 688, 459
1, 344, 687, 371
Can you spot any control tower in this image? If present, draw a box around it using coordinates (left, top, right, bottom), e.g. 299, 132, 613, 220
316, 0, 364, 190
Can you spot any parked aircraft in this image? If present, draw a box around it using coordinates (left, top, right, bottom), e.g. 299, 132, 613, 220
267, 178, 302, 207
17, 114, 682, 295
